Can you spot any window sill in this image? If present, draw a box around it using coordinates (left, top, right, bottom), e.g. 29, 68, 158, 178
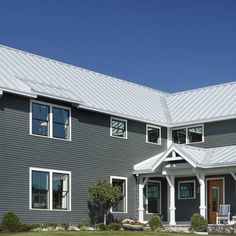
110, 135, 127, 140
30, 208, 71, 212
29, 133, 71, 142
146, 141, 161, 145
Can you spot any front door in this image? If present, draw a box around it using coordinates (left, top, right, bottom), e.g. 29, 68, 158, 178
207, 179, 224, 224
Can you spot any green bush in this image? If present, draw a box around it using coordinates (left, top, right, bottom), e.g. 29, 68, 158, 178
108, 223, 121, 230
190, 213, 208, 232
148, 215, 162, 231
96, 223, 107, 231
1, 212, 22, 232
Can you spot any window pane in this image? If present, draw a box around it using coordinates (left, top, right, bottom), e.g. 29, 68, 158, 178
148, 182, 160, 213
147, 127, 160, 143
32, 171, 49, 209
53, 173, 69, 210
179, 182, 194, 198
53, 107, 69, 139
188, 127, 202, 143
112, 119, 126, 138
172, 129, 186, 144
112, 179, 125, 212
32, 103, 49, 136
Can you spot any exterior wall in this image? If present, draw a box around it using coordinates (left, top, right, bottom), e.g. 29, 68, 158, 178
175, 177, 200, 222
0, 93, 167, 223
191, 119, 236, 148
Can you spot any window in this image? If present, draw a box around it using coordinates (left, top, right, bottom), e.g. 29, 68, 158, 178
146, 125, 161, 145
30, 101, 71, 140
146, 181, 161, 214
110, 176, 127, 213
172, 125, 203, 144
110, 117, 127, 139
178, 180, 195, 199
30, 167, 71, 211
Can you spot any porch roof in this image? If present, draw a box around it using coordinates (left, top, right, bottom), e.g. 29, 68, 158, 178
133, 144, 236, 174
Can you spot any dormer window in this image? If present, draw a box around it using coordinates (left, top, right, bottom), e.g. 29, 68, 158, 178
172, 125, 204, 144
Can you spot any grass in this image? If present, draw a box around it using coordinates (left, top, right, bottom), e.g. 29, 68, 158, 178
0, 232, 199, 236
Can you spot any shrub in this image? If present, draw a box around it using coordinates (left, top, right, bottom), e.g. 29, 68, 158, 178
61, 223, 70, 230
148, 215, 162, 231
1, 212, 21, 232
190, 213, 208, 232
96, 223, 107, 231
108, 223, 121, 230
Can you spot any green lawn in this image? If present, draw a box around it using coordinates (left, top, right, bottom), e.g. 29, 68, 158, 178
0, 232, 225, 236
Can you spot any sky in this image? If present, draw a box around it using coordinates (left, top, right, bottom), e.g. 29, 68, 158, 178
0, 0, 236, 93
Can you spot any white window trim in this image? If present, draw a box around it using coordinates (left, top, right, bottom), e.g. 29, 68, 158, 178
110, 117, 128, 139
146, 125, 161, 145
30, 100, 71, 141
178, 180, 196, 200
171, 124, 204, 144
146, 180, 162, 214
29, 167, 72, 211
110, 176, 128, 213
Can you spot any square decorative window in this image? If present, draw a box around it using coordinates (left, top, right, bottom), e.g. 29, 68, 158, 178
188, 126, 203, 143
147, 181, 161, 214
30, 101, 71, 141
178, 181, 195, 199
30, 167, 71, 211
172, 129, 186, 144
146, 125, 161, 145
110, 176, 127, 213
110, 117, 127, 139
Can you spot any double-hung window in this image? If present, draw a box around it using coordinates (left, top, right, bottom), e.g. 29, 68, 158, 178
110, 117, 127, 139
110, 176, 127, 213
146, 181, 161, 214
172, 125, 203, 144
30, 167, 71, 211
146, 125, 161, 145
30, 101, 71, 140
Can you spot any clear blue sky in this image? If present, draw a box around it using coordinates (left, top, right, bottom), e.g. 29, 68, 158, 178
0, 0, 236, 93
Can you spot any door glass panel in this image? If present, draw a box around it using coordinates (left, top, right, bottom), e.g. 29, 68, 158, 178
212, 186, 220, 212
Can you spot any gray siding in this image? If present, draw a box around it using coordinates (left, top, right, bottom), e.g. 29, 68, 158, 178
0, 93, 167, 223
191, 119, 236, 148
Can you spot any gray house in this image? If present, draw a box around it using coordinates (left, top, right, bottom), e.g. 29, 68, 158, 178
0, 44, 236, 225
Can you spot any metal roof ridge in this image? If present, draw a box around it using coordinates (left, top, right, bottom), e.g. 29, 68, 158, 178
166, 81, 236, 97
0, 44, 169, 96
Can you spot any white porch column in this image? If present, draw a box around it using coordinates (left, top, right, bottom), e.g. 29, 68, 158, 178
196, 173, 206, 218
166, 175, 176, 225
138, 176, 148, 222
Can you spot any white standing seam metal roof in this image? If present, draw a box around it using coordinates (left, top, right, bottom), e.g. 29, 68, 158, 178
133, 144, 236, 173
0, 45, 168, 126
0, 44, 236, 127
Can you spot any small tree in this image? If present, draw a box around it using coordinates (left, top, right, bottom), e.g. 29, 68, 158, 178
88, 180, 123, 225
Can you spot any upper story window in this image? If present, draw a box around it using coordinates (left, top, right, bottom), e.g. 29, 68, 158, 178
30, 167, 71, 211
30, 101, 71, 141
146, 125, 161, 145
110, 117, 127, 139
172, 125, 204, 144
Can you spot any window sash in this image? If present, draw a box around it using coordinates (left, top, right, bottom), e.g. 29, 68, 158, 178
147, 125, 161, 144
111, 118, 127, 138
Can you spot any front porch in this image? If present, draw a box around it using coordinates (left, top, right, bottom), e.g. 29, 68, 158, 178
134, 144, 236, 225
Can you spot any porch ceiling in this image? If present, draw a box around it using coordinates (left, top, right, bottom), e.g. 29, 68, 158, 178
133, 144, 236, 174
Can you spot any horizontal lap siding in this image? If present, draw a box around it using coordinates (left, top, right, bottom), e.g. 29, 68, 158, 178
0, 93, 167, 223
191, 119, 236, 148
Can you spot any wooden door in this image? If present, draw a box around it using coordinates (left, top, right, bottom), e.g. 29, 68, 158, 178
207, 179, 223, 224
